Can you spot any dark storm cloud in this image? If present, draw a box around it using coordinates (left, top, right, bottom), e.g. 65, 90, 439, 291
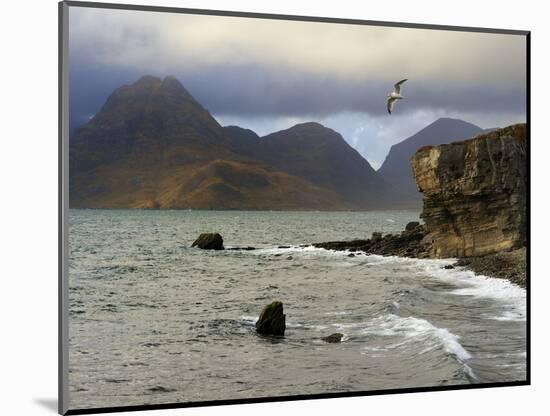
69, 61, 525, 133
69, 67, 143, 133
68, 5, 526, 168
181, 65, 526, 117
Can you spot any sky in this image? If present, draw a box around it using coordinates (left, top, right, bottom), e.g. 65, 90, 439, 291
68, 6, 527, 169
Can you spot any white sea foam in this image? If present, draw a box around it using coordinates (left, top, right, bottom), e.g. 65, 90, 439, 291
239, 315, 305, 328
382, 314, 476, 378
253, 245, 355, 259
239, 315, 257, 326
421, 261, 526, 321
355, 253, 526, 322
329, 313, 476, 378
364, 314, 471, 360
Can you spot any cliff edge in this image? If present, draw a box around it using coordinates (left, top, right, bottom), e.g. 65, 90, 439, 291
411, 123, 527, 258
310, 123, 528, 286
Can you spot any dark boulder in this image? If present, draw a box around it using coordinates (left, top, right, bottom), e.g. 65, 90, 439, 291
256, 301, 286, 336
371, 232, 382, 242
405, 221, 420, 231
444, 264, 455, 269
192, 233, 224, 250
348, 253, 355, 257
321, 333, 344, 343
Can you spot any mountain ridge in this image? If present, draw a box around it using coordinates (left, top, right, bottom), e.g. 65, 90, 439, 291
70, 75, 384, 210
70, 75, 493, 210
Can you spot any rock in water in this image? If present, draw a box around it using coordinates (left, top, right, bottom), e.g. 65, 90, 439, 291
405, 221, 420, 231
255, 301, 286, 336
191, 233, 224, 250
321, 333, 344, 343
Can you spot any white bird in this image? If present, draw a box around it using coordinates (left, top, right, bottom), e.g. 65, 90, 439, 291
386, 79, 408, 114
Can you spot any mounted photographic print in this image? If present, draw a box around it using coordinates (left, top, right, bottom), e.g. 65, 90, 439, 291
59, 1, 530, 414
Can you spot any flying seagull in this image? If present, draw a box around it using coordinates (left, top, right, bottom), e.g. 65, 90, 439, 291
386, 79, 408, 114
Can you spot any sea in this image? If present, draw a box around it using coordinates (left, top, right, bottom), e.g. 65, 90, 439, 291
68, 209, 527, 409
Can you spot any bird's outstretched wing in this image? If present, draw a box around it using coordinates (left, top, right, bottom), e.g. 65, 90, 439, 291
393, 78, 408, 94
387, 97, 395, 114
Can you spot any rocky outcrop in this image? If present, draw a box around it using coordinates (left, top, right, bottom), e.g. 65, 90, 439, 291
311, 123, 527, 287
378, 118, 484, 207
405, 221, 420, 231
256, 301, 286, 336
191, 233, 224, 250
411, 124, 527, 258
313, 226, 431, 259
321, 333, 344, 343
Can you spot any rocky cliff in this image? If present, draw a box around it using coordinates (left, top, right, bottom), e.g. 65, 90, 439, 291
378, 118, 484, 207
411, 123, 527, 258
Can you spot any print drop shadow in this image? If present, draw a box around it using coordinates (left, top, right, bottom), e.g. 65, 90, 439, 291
34, 398, 58, 413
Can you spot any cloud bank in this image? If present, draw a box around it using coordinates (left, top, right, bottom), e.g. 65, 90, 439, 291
68, 6, 527, 168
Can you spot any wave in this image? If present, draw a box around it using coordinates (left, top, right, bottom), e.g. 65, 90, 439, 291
362, 314, 471, 361
242, 244, 525, 322
335, 314, 476, 379
422, 262, 526, 321
251, 245, 357, 259
241, 311, 472, 369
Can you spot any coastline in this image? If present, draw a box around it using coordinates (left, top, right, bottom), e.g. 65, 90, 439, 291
313, 224, 527, 288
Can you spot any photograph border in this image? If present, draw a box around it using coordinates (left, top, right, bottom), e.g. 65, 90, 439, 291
58, 1, 531, 414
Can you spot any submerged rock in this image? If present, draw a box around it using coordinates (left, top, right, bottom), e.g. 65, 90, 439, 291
321, 333, 344, 343
444, 264, 455, 269
192, 233, 224, 250
256, 301, 286, 336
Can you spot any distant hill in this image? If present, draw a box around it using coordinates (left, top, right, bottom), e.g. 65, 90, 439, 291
258, 122, 386, 207
70, 76, 385, 210
378, 118, 484, 206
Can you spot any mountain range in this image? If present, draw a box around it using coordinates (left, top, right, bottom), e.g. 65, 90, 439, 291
70, 75, 488, 210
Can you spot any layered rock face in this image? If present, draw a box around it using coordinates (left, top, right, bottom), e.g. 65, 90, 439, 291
411, 124, 527, 258
378, 118, 484, 207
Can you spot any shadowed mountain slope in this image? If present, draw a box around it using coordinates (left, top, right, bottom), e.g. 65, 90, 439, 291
70, 76, 386, 210
378, 118, 484, 206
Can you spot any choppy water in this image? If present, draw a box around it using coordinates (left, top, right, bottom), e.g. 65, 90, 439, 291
68, 209, 527, 410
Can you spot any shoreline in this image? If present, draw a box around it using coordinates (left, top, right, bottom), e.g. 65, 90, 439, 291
312, 224, 527, 288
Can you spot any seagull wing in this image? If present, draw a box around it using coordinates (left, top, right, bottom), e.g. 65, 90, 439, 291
387, 97, 395, 114
393, 78, 408, 94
